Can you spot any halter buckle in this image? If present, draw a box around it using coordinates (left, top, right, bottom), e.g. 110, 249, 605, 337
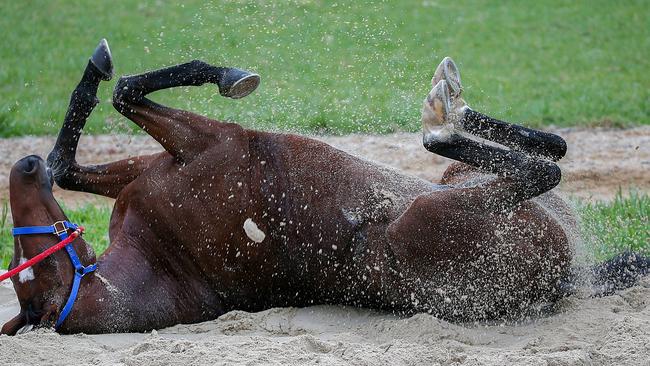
52, 221, 68, 236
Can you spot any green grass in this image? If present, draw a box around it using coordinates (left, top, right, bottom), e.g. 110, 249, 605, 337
1, 202, 111, 269
2, 194, 648, 269
0, 0, 648, 137
578, 191, 649, 262
0, 202, 9, 270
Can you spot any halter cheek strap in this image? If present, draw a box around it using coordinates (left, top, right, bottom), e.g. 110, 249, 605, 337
10, 221, 97, 329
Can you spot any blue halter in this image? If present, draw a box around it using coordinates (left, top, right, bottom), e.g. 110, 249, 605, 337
12, 220, 97, 329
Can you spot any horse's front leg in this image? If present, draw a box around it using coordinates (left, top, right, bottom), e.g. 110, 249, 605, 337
50, 153, 164, 198
111, 60, 259, 164
47, 39, 157, 198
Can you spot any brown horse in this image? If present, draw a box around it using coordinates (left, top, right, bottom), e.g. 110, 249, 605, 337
3, 40, 579, 335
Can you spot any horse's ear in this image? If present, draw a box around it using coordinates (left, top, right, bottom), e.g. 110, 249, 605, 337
1, 312, 27, 336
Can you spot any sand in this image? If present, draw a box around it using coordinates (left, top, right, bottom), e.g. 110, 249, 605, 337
1, 273, 649, 365
0, 127, 648, 207
1, 128, 649, 365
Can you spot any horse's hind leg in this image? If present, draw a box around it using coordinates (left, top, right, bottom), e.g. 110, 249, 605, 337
422, 78, 561, 209
458, 109, 567, 162
430, 58, 567, 162
426, 131, 561, 208
47, 39, 161, 198
385, 183, 572, 319
112, 61, 259, 163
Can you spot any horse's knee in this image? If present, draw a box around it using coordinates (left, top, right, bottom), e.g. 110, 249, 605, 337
112, 76, 142, 111
537, 162, 561, 193
52, 172, 75, 190
522, 161, 561, 199
46, 155, 79, 190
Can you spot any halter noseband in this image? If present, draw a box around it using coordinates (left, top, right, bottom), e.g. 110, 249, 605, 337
6, 221, 96, 329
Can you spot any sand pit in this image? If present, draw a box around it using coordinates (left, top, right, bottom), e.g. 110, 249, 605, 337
1, 273, 649, 365
0, 127, 648, 365
0, 127, 648, 206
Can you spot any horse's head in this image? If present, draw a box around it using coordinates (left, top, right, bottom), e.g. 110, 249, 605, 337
1, 155, 95, 334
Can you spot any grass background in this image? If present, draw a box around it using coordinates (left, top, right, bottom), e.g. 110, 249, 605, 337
580, 191, 649, 262
0, 202, 112, 269
0, 1, 648, 269
1, 0, 649, 137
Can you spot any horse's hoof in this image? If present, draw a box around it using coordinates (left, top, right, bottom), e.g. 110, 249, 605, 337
431, 57, 462, 98
422, 79, 452, 137
219, 69, 260, 99
90, 39, 113, 81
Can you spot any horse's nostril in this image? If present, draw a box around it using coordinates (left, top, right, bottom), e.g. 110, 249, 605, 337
24, 158, 38, 174
19, 155, 43, 175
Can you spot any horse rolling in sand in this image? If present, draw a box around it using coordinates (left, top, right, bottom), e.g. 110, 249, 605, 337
2, 39, 648, 335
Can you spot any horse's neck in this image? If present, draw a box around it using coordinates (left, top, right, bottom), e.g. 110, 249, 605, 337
63, 240, 223, 333
61, 244, 160, 333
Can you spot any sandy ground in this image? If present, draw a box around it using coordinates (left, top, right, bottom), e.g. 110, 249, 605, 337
0, 127, 648, 207
1, 274, 649, 365
0, 128, 649, 365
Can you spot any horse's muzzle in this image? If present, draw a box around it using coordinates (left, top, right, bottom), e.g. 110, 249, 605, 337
12, 155, 53, 189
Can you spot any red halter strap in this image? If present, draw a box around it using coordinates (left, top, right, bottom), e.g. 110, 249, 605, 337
0, 227, 84, 283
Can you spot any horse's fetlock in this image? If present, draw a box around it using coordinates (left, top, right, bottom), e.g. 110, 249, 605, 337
113, 76, 143, 108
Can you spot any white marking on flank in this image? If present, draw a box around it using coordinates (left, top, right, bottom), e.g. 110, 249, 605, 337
243, 218, 266, 243
18, 257, 35, 283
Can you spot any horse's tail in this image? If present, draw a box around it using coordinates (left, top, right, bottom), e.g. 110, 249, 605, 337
590, 251, 650, 296
558, 251, 650, 297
